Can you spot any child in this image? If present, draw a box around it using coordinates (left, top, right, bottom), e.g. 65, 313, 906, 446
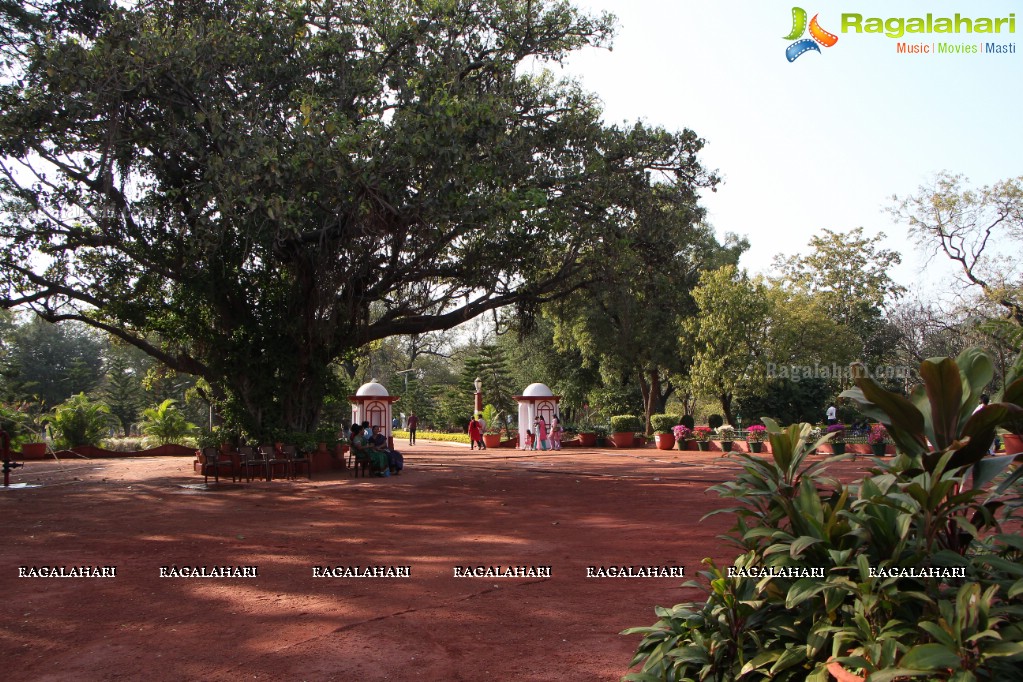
524, 429, 534, 450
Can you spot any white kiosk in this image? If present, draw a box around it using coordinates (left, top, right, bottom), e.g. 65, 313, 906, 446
515, 383, 562, 449
349, 379, 400, 448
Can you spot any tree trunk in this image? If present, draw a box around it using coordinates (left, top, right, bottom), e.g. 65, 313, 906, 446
640, 369, 673, 435
720, 393, 734, 427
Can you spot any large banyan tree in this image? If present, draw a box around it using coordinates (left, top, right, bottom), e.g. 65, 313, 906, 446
0, 0, 717, 435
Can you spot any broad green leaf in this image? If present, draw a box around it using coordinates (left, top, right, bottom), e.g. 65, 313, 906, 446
898, 643, 962, 670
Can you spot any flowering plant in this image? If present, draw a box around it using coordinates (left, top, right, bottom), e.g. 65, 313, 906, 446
672, 425, 693, 442
693, 426, 712, 442
867, 423, 891, 445
716, 425, 736, 438
826, 423, 846, 443
807, 426, 824, 442
745, 424, 767, 442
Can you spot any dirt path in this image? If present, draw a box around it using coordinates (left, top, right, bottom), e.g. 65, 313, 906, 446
0, 443, 873, 681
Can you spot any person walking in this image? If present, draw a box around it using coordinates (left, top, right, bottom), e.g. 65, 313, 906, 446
826, 402, 837, 426
468, 416, 483, 450
550, 416, 563, 451
476, 412, 487, 450
407, 412, 418, 445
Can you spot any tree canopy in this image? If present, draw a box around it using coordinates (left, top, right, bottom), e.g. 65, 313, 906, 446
0, 0, 718, 436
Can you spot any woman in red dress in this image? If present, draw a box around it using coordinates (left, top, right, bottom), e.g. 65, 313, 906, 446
468, 417, 483, 450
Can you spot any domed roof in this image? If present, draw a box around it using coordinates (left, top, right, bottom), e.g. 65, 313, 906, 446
355, 379, 389, 397
522, 382, 554, 397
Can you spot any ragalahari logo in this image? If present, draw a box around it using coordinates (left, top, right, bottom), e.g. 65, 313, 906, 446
784, 7, 839, 61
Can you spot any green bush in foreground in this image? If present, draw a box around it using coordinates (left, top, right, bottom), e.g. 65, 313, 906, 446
623, 348, 1023, 681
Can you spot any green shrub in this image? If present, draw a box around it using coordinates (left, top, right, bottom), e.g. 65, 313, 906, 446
0, 404, 36, 449
392, 429, 471, 444
624, 349, 1023, 681
649, 414, 680, 434
680, 414, 695, 430
139, 399, 198, 446
101, 436, 146, 452
314, 422, 343, 444
610, 415, 643, 433
49, 393, 113, 448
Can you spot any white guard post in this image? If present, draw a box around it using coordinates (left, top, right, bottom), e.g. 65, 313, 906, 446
349, 379, 401, 449
514, 383, 561, 450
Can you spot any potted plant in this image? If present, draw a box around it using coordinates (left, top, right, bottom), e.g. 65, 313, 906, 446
716, 424, 736, 451
745, 424, 767, 453
593, 425, 608, 447
481, 404, 503, 449
827, 423, 846, 454
867, 423, 890, 456
692, 426, 712, 451
672, 424, 693, 450
806, 426, 824, 454
650, 414, 679, 450
609, 415, 641, 448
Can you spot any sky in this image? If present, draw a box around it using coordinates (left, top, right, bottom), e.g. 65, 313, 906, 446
555, 0, 1022, 299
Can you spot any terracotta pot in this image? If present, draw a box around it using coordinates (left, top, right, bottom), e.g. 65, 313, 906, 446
482, 434, 502, 449
611, 432, 635, 448
1003, 433, 1023, 455
20, 442, 47, 459
655, 433, 675, 450
578, 432, 597, 447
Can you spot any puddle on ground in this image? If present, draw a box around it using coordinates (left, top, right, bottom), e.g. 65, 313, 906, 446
0, 483, 44, 489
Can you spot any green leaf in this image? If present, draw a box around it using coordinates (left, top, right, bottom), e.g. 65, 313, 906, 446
970, 454, 1017, 490
920, 356, 964, 451
790, 535, 824, 559
899, 643, 962, 671
786, 577, 827, 608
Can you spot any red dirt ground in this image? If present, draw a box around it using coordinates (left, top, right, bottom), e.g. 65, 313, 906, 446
1, 442, 875, 681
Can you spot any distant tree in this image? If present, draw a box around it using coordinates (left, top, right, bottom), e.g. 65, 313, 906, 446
462, 344, 517, 418
772, 227, 905, 364
5, 318, 104, 407
685, 265, 770, 426
547, 184, 742, 432
890, 172, 1023, 325
498, 314, 601, 425
99, 351, 146, 436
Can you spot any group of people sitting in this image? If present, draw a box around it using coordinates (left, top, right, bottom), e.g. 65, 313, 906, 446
348, 421, 403, 477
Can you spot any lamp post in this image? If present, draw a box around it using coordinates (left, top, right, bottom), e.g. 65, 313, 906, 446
473, 377, 483, 414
